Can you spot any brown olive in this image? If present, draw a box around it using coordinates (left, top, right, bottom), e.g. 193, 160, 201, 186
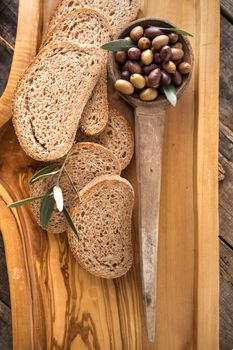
170, 48, 184, 60
147, 68, 161, 88
141, 49, 153, 65
144, 26, 164, 39
140, 88, 158, 101
121, 71, 131, 81
115, 79, 134, 95
130, 26, 144, 41
115, 51, 127, 64
168, 33, 179, 43
172, 42, 183, 49
127, 60, 142, 74
130, 73, 146, 89
154, 52, 162, 64
160, 45, 171, 63
127, 47, 141, 61
143, 63, 159, 75
160, 71, 171, 86
172, 71, 183, 86
173, 59, 182, 66
178, 62, 191, 74
138, 37, 151, 50
152, 35, 169, 50
144, 75, 149, 87
162, 61, 176, 74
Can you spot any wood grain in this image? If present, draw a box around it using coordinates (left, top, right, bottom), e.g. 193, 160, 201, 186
0, 0, 219, 349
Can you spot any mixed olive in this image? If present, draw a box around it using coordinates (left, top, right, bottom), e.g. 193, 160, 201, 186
114, 25, 191, 101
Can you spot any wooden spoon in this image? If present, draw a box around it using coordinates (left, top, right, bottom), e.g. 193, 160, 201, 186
108, 17, 193, 342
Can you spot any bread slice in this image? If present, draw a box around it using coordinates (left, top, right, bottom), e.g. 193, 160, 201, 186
13, 42, 102, 161
80, 65, 108, 136
48, 0, 141, 36
30, 142, 121, 234
43, 8, 110, 47
76, 106, 134, 170
67, 174, 134, 278
43, 8, 110, 136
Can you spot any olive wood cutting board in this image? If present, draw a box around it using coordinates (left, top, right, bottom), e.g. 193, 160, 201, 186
0, 0, 219, 349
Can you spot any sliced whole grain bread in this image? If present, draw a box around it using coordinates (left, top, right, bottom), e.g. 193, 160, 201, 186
80, 65, 108, 136
43, 8, 110, 136
13, 42, 102, 161
30, 142, 121, 234
48, 0, 141, 36
67, 174, 134, 278
43, 8, 110, 47
76, 106, 134, 170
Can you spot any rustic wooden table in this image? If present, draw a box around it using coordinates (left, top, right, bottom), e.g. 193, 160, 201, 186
0, 0, 232, 349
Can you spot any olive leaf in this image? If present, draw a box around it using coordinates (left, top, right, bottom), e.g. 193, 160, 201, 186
29, 163, 61, 184
8, 194, 48, 208
163, 85, 177, 106
158, 27, 193, 37
40, 188, 55, 229
63, 206, 79, 237
64, 167, 79, 196
101, 39, 137, 51
53, 185, 64, 212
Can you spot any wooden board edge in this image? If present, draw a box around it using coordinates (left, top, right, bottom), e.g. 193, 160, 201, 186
194, 0, 220, 349
0, 0, 41, 128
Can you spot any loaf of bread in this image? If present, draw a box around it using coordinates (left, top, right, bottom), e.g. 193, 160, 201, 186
30, 142, 121, 234
77, 106, 134, 170
67, 174, 134, 278
13, 42, 102, 161
43, 8, 110, 136
48, 0, 141, 36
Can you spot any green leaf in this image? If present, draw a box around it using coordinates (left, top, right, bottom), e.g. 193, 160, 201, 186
64, 167, 79, 196
29, 163, 61, 184
101, 39, 137, 51
163, 85, 177, 106
158, 27, 193, 37
63, 206, 79, 238
53, 185, 63, 212
8, 195, 46, 208
40, 188, 55, 229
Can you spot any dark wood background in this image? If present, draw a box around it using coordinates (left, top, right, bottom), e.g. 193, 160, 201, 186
0, 0, 232, 349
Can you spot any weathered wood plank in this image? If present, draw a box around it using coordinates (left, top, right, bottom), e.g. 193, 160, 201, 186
219, 151, 233, 248
220, 239, 233, 350
0, 0, 18, 46
0, 234, 11, 307
219, 15, 233, 132
221, 0, 233, 22
0, 300, 12, 350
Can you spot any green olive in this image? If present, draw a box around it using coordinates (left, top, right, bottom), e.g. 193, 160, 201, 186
141, 49, 153, 65
138, 37, 151, 50
115, 79, 134, 95
152, 35, 169, 50
162, 61, 176, 74
140, 88, 158, 101
130, 26, 144, 41
130, 74, 146, 89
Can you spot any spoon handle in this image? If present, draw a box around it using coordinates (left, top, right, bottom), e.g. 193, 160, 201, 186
134, 105, 166, 343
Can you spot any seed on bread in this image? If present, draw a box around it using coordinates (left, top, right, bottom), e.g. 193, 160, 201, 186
67, 174, 134, 278
48, 0, 141, 36
13, 42, 102, 161
77, 106, 134, 170
30, 142, 121, 234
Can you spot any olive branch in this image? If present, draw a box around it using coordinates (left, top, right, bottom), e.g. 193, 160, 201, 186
8, 151, 79, 237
